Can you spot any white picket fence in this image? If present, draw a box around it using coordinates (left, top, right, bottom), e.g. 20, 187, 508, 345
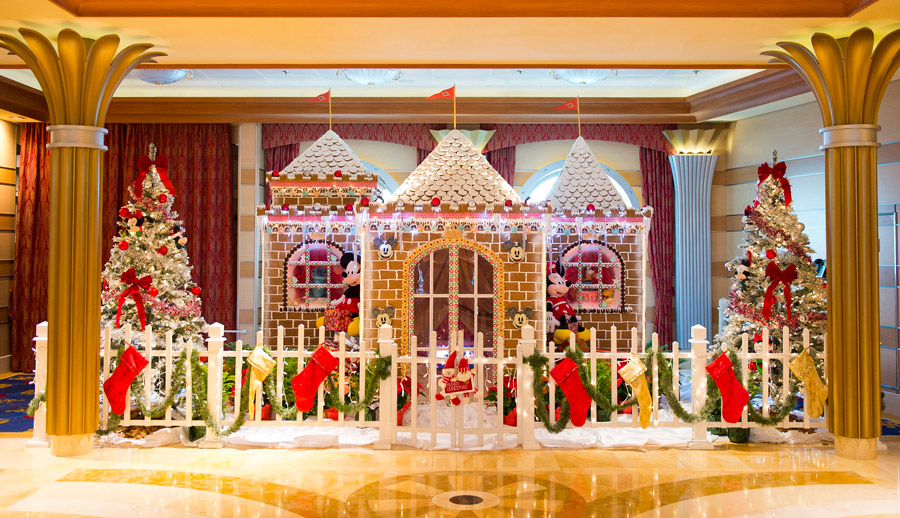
27, 320, 825, 450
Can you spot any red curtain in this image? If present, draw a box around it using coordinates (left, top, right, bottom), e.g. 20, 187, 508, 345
104, 124, 235, 331
640, 147, 675, 345
481, 123, 673, 153
485, 146, 516, 185
10, 123, 235, 370
263, 123, 439, 171
10, 124, 50, 372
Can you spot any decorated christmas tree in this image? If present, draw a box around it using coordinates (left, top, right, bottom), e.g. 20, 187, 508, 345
718, 158, 827, 415
101, 144, 207, 350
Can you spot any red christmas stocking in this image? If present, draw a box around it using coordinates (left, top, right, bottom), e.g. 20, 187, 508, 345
103, 345, 148, 415
706, 354, 750, 423
550, 357, 591, 427
292, 346, 339, 413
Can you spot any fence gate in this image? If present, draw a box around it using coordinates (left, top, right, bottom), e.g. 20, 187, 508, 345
388, 330, 515, 449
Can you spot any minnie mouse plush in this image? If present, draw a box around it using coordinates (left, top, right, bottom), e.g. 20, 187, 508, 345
546, 259, 589, 346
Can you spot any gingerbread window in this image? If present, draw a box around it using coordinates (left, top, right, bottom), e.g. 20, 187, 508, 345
561, 240, 624, 312
283, 240, 345, 310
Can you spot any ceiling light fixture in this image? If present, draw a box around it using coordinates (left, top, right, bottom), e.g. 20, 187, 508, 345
337, 69, 401, 86
130, 69, 193, 85
551, 69, 616, 85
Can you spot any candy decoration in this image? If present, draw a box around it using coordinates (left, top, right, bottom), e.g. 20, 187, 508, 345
360, 197, 370, 207
118, 241, 129, 250
334, 170, 342, 177
273, 170, 280, 177
504, 199, 513, 207
431, 197, 441, 207
158, 246, 168, 255
586, 203, 595, 212
281, 204, 289, 211
345, 203, 354, 211
191, 286, 202, 296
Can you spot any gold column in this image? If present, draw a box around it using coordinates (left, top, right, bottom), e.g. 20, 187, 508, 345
0, 29, 162, 456
764, 28, 900, 460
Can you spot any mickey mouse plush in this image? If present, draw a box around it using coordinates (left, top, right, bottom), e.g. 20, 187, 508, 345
546, 259, 589, 346
319, 253, 362, 336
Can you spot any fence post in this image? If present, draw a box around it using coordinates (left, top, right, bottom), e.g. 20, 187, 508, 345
26, 321, 49, 448
199, 323, 225, 449
517, 324, 540, 451
374, 325, 395, 450
688, 324, 713, 449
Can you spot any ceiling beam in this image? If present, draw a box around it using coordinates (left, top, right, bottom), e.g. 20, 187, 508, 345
0, 76, 48, 121
53, 0, 872, 18
1, 70, 811, 124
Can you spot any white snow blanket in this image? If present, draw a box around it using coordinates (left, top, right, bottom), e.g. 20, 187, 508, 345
223, 425, 379, 448
96, 427, 185, 448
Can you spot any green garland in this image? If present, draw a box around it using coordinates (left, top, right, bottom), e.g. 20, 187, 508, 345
524, 347, 803, 433
26, 391, 46, 417
261, 346, 393, 420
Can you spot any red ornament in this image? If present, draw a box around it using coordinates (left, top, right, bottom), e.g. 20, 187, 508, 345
748, 361, 758, 372
265, 204, 271, 211
158, 246, 168, 255
119, 207, 129, 218
431, 197, 441, 207
334, 170, 342, 178
281, 204, 290, 211
148, 287, 158, 297
159, 194, 168, 203
360, 197, 370, 207
504, 199, 513, 207
118, 241, 129, 250
273, 170, 280, 177
345, 203, 354, 211
191, 286, 202, 296
766, 250, 776, 259
586, 203, 596, 212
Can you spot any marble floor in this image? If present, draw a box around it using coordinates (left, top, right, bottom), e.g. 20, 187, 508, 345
0, 436, 898, 517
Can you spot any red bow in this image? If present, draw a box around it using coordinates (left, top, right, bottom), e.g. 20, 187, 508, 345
758, 162, 791, 206
134, 155, 177, 198
763, 262, 797, 322
116, 268, 153, 330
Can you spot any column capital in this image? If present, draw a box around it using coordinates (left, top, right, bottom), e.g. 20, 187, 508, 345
663, 128, 729, 155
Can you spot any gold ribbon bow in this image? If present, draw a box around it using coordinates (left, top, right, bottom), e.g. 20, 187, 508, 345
247, 345, 275, 420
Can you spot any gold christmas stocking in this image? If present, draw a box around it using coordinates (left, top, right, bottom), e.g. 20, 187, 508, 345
789, 349, 827, 418
247, 345, 276, 420
618, 357, 652, 429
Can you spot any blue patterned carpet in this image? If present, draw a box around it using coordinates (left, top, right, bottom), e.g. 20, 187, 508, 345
0, 373, 34, 433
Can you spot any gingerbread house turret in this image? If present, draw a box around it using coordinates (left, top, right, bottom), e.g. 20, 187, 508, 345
260, 130, 377, 347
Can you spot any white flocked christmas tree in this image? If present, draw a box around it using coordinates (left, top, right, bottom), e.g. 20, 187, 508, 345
101, 144, 207, 351
717, 159, 827, 399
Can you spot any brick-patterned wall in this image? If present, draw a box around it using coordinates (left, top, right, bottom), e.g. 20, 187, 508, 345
548, 234, 646, 348
361, 229, 545, 358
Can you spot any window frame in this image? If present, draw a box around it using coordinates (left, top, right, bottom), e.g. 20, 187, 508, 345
282, 239, 345, 311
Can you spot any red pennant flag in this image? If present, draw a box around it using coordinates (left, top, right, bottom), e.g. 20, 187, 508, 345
427, 86, 455, 99
554, 98, 578, 110
306, 90, 330, 103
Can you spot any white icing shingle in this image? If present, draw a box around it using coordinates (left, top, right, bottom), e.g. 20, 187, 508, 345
277, 130, 368, 177
394, 129, 521, 206
549, 137, 625, 211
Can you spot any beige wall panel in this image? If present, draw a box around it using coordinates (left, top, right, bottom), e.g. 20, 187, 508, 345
726, 97, 825, 170
0, 122, 15, 170
711, 231, 729, 262
724, 182, 757, 213
0, 233, 12, 262
711, 185, 727, 216
0, 185, 14, 215
878, 163, 900, 205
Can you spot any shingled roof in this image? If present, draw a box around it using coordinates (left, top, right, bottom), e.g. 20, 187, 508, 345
277, 130, 368, 178
394, 129, 520, 206
548, 137, 625, 211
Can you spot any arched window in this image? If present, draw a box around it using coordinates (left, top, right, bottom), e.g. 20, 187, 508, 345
560, 240, 625, 312
283, 240, 345, 310
519, 158, 639, 208
403, 239, 504, 354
